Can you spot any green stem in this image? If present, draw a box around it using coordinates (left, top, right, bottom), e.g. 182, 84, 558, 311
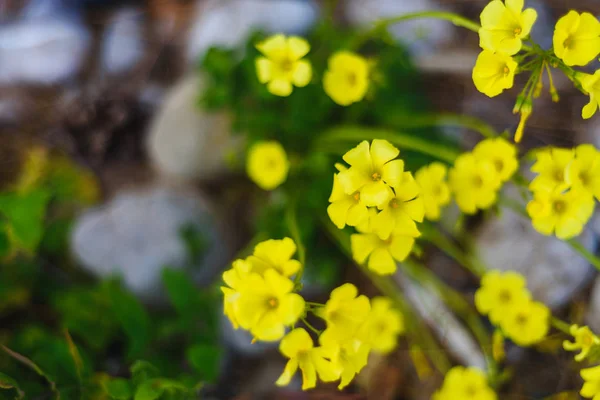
316, 126, 460, 164
551, 317, 572, 335
386, 113, 498, 139
286, 201, 306, 285
301, 317, 322, 335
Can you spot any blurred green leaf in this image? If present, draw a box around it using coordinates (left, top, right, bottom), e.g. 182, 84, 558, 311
178, 225, 207, 264
162, 269, 199, 319
186, 344, 221, 384
104, 378, 133, 400
0, 189, 50, 252
0, 372, 22, 397
131, 361, 160, 388
1, 345, 59, 398
134, 380, 163, 400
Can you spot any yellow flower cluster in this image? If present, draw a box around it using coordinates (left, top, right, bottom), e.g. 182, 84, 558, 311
328, 139, 425, 275
415, 162, 451, 221
433, 366, 496, 400
527, 145, 597, 239
449, 137, 518, 214
475, 270, 550, 346
564, 324, 600, 362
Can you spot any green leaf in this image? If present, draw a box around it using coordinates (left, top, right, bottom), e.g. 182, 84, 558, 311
130, 361, 160, 388
161, 269, 200, 319
186, 344, 222, 383
178, 224, 207, 263
0, 372, 24, 399
1, 345, 59, 398
0, 189, 50, 252
134, 380, 163, 400
104, 378, 133, 400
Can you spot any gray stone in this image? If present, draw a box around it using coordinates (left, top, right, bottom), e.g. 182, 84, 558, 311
71, 185, 231, 301
101, 8, 145, 74
147, 74, 241, 181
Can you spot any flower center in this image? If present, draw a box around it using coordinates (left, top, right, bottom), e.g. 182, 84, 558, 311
503, 65, 510, 76
498, 290, 512, 304
465, 385, 478, 397
513, 27, 522, 37
347, 72, 357, 87
279, 57, 295, 72
563, 36, 573, 49
554, 168, 564, 182
494, 159, 504, 173
553, 199, 567, 214
515, 313, 528, 326
583, 334, 594, 347
389, 198, 400, 209
579, 171, 590, 186
372, 172, 382, 181
267, 297, 279, 309
472, 175, 484, 188
433, 185, 443, 196
353, 192, 361, 202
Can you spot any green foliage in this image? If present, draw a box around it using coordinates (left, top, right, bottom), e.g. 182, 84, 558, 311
186, 344, 221, 383
104, 378, 134, 400
0, 189, 50, 253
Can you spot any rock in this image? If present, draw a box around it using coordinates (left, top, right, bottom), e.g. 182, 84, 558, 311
474, 193, 596, 309
345, 0, 454, 54
101, 8, 145, 74
186, 0, 319, 63
147, 74, 241, 181
71, 185, 232, 301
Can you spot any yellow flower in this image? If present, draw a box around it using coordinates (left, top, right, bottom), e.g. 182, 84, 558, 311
479, 0, 538, 55
372, 172, 424, 240
319, 335, 370, 390
337, 140, 405, 207
351, 230, 416, 275
564, 324, 600, 362
433, 366, 497, 400
553, 11, 600, 67
566, 144, 600, 200
221, 259, 253, 329
255, 34, 312, 96
327, 174, 369, 229
472, 50, 518, 97
475, 270, 531, 325
526, 188, 594, 239
529, 147, 573, 192
236, 269, 305, 341
276, 328, 339, 390
246, 141, 289, 190
581, 365, 600, 400
323, 51, 370, 106
582, 70, 600, 119
473, 137, 519, 182
500, 299, 550, 346
247, 237, 301, 277
319, 283, 370, 342
415, 162, 451, 221
449, 152, 501, 214
358, 297, 404, 354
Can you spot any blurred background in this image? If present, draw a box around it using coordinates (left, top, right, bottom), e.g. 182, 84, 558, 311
2, 0, 600, 399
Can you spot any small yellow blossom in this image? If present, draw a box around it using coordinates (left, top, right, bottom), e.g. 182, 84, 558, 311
247, 237, 301, 277
433, 366, 497, 400
479, 0, 538, 55
475, 270, 531, 325
319, 283, 370, 342
500, 299, 550, 346
247, 141, 289, 190
276, 328, 339, 390
472, 50, 518, 97
449, 153, 501, 214
526, 188, 594, 239
351, 230, 416, 275
564, 324, 600, 362
221, 259, 253, 329
581, 365, 600, 400
323, 51, 370, 106
236, 269, 305, 341
582, 70, 600, 119
566, 144, 600, 200
529, 147, 573, 193
319, 334, 370, 390
415, 162, 451, 221
255, 34, 312, 96
372, 172, 424, 240
473, 138, 519, 182
327, 174, 369, 229
358, 297, 404, 354
337, 140, 405, 207
553, 11, 600, 67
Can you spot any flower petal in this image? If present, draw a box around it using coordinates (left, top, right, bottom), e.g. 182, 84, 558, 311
268, 79, 293, 96
370, 139, 399, 170
368, 248, 396, 275
276, 359, 299, 387
293, 60, 312, 87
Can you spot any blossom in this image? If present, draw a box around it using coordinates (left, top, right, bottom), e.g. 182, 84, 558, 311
358, 297, 404, 354
246, 141, 289, 190
236, 269, 305, 341
276, 328, 339, 390
351, 230, 416, 275
433, 366, 497, 400
222, 259, 253, 329
581, 365, 600, 400
582, 70, 600, 119
473, 137, 519, 182
566, 144, 600, 200
526, 188, 594, 239
474, 270, 530, 325
564, 325, 600, 362
500, 300, 550, 346
327, 174, 369, 229
372, 172, 424, 240
415, 162, 451, 221
247, 237, 301, 277
255, 34, 312, 96
323, 51, 370, 106
337, 140, 405, 207
479, 0, 538, 55
449, 153, 501, 214
529, 147, 573, 193
553, 11, 600, 67
472, 50, 518, 97
319, 284, 370, 342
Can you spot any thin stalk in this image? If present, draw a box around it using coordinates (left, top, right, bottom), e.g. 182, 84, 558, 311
286, 201, 306, 285
386, 113, 498, 139
301, 317, 322, 335
551, 317, 572, 335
